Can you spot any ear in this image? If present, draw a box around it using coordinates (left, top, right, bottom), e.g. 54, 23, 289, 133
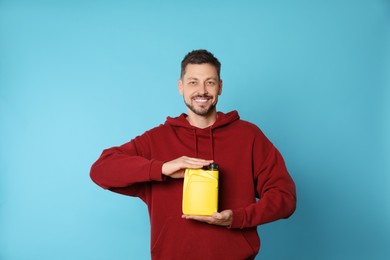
218, 80, 223, 95
178, 79, 184, 95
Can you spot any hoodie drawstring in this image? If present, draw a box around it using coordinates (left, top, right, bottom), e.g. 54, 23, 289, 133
209, 128, 214, 161
193, 128, 199, 158
192, 127, 215, 161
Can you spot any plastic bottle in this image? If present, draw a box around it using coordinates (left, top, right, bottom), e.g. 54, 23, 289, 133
182, 164, 219, 216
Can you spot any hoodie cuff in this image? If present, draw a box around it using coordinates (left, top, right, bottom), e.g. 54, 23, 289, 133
230, 208, 245, 229
149, 160, 165, 181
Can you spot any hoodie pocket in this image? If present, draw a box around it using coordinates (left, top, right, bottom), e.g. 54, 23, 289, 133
151, 217, 259, 259
151, 217, 176, 249
151, 216, 183, 258
239, 228, 260, 256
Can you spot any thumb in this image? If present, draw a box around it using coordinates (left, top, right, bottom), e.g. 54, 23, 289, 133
212, 212, 223, 219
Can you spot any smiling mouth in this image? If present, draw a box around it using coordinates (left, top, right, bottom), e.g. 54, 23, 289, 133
193, 95, 211, 103
194, 98, 209, 103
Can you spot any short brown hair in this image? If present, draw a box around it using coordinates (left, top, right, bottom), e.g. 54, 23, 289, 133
180, 50, 221, 79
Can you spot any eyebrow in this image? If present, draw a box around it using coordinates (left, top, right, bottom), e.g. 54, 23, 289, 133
186, 77, 218, 81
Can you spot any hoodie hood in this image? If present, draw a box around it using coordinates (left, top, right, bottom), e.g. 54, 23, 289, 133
164, 111, 240, 160
165, 110, 240, 129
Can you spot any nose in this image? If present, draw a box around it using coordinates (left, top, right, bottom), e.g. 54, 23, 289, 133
199, 83, 209, 95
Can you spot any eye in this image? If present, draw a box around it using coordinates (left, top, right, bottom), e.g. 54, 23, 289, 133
188, 81, 197, 86
206, 81, 216, 86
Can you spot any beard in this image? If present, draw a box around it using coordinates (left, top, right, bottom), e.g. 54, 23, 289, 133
184, 95, 217, 116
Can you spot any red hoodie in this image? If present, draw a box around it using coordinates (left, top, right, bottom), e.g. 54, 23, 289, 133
90, 110, 296, 259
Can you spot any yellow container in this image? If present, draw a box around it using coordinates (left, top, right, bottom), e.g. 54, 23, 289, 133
182, 164, 219, 216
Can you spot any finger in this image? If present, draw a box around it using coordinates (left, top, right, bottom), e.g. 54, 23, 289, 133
182, 156, 213, 163
182, 158, 213, 168
169, 171, 185, 179
183, 214, 230, 226
212, 212, 223, 220
182, 215, 213, 223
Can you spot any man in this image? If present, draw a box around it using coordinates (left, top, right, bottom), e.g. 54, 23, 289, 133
90, 49, 296, 259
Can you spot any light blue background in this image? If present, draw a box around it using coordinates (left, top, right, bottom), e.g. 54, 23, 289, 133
1, 0, 389, 259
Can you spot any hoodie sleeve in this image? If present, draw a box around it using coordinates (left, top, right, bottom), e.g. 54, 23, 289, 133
230, 135, 296, 229
90, 133, 165, 201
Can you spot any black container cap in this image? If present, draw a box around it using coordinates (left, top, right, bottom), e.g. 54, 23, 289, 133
208, 164, 219, 170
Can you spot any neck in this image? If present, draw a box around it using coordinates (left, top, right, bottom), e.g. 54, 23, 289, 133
186, 110, 218, 129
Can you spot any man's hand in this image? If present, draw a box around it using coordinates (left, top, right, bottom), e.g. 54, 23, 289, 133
182, 209, 233, 227
162, 156, 213, 179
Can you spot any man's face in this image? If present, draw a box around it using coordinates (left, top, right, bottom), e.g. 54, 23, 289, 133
178, 63, 222, 117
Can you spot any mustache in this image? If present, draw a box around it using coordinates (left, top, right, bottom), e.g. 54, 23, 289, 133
192, 94, 212, 99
